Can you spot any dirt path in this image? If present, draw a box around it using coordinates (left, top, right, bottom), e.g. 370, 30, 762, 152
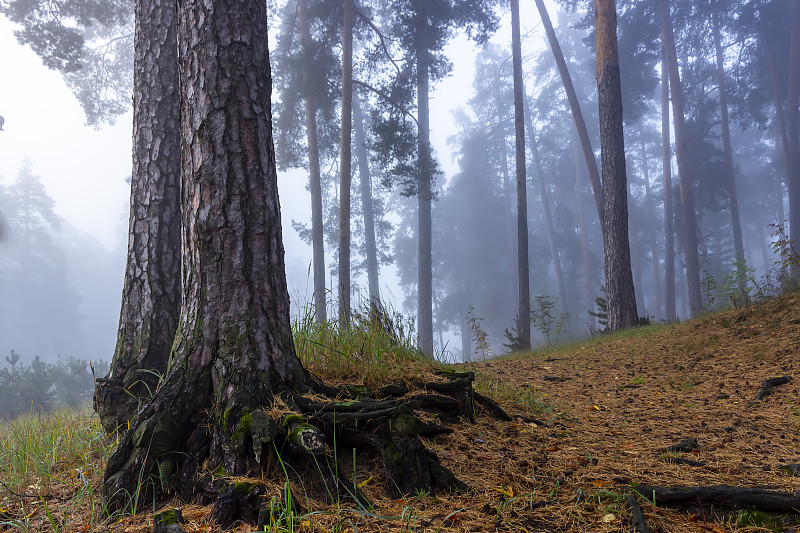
466, 293, 800, 531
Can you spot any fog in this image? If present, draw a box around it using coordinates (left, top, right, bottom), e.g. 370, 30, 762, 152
0, 0, 793, 376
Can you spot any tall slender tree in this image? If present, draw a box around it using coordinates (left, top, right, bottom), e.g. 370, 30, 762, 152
711, 9, 746, 288
339, 0, 354, 325
94, 0, 180, 434
353, 90, 380, 303
659, 0, 703, 316
511, 0, 530, 350
595, 0, 638, 330
534, 0, 603, 225
660, 45, 676, 322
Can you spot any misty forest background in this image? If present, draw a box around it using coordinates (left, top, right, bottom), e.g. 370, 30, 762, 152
0, 0, 796, 418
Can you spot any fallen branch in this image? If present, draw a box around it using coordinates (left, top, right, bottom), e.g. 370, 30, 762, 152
632, 484, 800, 512
660, 437, 699, 454
751, 376, 792, 405
626, 494, 651, 533
664, 457, 706, 467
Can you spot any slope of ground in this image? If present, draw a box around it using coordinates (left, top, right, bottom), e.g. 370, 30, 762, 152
1, 292, 799, 532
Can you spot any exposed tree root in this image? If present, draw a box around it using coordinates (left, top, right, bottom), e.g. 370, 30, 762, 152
102, 370, 512, 529
632, 484, 800, 513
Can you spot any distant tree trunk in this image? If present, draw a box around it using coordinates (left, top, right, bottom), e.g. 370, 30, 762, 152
95, 0, 181, 434
534, 0, 603, 226
659, 0, 703, 316
460, 310, 471, 363
299, 0, 326, 323
595, 0, 638, 330
353, 91, 380, 303
712, 12, 746, 289
766, 37, 789, 224
628, 200, 645, 315
524, 98, 569, 321
511, 0, 530, 349
640, 139, 663, 321
103, 0, 307, 509
661, 46, 676, 322
575, 138, 595, 327
497, 86, 517, 296
338, 0, 354, 326
788, 0, 800, 278
416, 40, 434, 356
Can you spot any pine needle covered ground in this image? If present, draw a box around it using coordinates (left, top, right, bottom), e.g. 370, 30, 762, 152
2, 292, 800, 532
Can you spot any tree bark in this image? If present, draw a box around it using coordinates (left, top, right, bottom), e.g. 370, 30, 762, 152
788, 0, 800, 278
766, 37, 789, 225
338, 0, 354, 326
595, 0, 638, 330
299, 0, 326, 323
416, 39, 434, 356
661, 45, 676, 322
524, 97, 569, 322
353, 91, 380, 304
511, 0, 531, 349
534, 0, 603, 227
659, 0, 703, 316
640, 139, 662, 322
712, 12, 746, 290
95, 0, 181, 434
103, 0, 306, 509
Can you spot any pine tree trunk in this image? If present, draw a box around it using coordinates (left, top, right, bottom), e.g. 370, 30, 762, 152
661, 45, 676, 322
534, 0, 603, 226
659, 0, 703, 316
338, 0, 353, 325
640, 139, 663, 321
575, 138, 596, 327
712, 13, 746, 289
353, 91, 380, 303
95, 0, 181, 434
788, 0, 800, 278
103, 0, 306, 509
299, 0, 326, 323
766, 37, 789, 224
524, 97, 569, 321
416, 41, 434, 356
595, 0, 638, 331
511, 0, 531, 349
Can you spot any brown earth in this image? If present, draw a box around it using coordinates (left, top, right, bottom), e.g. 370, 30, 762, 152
7, 292, 800, 533
141, 292, 800, 533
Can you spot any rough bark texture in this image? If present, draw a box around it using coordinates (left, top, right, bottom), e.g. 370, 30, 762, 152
95, 0, 180, 434
416, 41, 434, 356
338, 0, 353, 326
102, 0, 306, 510
660, 46, 676, 322
299, 0, 327, 323
789, 0, 800, 278
712, 13, 746, 289
534, 0, 603, 227
595, 0, 638, 330
511, 0, 531, 349
660, 0, 703, 316
524, 98, 569, 321
353, 91, 380, 303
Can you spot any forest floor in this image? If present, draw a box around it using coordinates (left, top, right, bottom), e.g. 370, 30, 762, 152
2, 291, 800, 532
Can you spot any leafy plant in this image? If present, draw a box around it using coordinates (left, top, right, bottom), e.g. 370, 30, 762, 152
531, 294, 569, 347
467, 307, 493, 361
